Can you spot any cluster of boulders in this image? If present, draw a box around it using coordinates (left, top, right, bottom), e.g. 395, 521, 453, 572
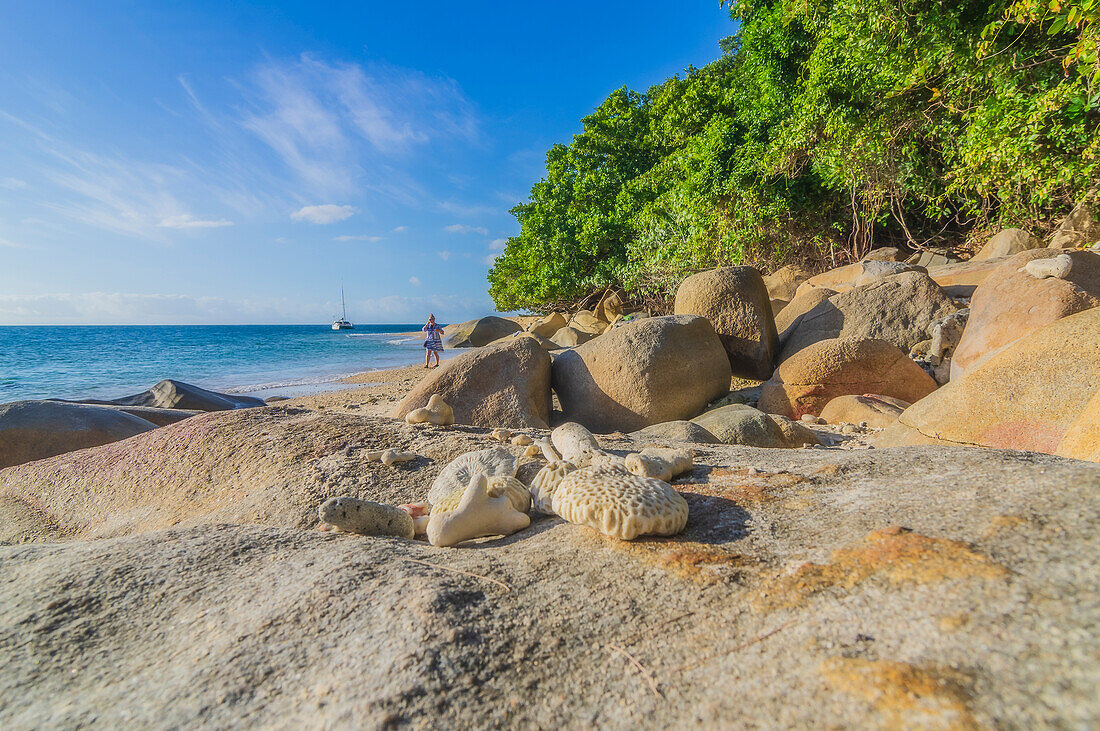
396, 229, 1099, 463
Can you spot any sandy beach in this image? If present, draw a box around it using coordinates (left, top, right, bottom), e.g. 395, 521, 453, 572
282, 363, 436, 415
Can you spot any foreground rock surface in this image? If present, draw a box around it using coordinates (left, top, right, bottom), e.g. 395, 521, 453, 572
551, 315, 730, 433
877, 307, 1100, 456
0, 419, 1097, 727
392, 337, 552, 429
0, 400, 157, 470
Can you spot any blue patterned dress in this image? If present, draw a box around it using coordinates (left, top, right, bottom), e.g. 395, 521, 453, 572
423, 323, 444, 352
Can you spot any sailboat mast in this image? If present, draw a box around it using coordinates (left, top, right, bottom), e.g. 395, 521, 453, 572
341, 285, 347, 319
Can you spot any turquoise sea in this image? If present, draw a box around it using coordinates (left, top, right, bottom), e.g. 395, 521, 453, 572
0, 325, 445, 403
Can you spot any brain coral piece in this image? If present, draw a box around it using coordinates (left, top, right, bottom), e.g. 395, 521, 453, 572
432, 475, 531, 515
318, 497, 415, 539
551, 422, 601, 462
530, 460, 576, 514
551, 464, 689, 541
426, 474, 532, 547
428, 447, 518, 505
405, 394, 455, 425
573, 450, 625, 470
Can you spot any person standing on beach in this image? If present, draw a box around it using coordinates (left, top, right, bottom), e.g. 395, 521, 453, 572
423, 314, 444, 368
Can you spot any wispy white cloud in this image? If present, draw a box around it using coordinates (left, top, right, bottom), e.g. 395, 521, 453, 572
408, 276, 421, 286
158, 214, 234, 229
437, 250, 451, 260
483, 252, 501, 266
444, 223, 488, 235
240, 55, 478, 197
392, 225, 407, 232
334, 234, 382, 242
489, 238, 507, 251
0, 177, 28, 190
291, 203, 356, 224
0, 236, 29, 248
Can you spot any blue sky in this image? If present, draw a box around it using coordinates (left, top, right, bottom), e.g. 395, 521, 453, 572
0, 1, 734, 324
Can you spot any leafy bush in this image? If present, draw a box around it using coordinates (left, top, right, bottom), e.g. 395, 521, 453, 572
488, 0, 1099, 312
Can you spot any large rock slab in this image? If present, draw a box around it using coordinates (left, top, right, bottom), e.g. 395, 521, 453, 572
760, 338, 938, 419
0, 444, 1097, 728
793, 261, 923, 298
925, 257, 1006, 297
877, 307, 1100, 456
103, 379, 265, 411
779, 271, 958, 362
443, 316, 522, 348
0, 400, 157, 470
551, 315, 730, 433
0, 407, 519, 543
674, 266, 778, 379
392, 337, 551, 429
951, 249, 1100, 380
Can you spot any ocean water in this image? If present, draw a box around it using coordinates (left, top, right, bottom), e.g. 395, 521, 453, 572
0, 324, 447, 403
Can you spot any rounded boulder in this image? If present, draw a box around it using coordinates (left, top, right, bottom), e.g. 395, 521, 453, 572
0, 400, 158, 470
393, 337, 551, 429
673, 266, 778, 379
759, 338, 938, 419
551, 315, 731, 433
443, 316, 522, 348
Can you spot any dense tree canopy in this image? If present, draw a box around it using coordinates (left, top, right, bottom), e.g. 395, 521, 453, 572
488, 0, 1099, 312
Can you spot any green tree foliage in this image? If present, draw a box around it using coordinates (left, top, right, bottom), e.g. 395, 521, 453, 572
488, 0, 1099, 312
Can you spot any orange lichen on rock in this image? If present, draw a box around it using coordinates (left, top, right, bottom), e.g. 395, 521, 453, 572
753, 526, 1006, 611
820, 657, 979, 730
698, 467, 808, 503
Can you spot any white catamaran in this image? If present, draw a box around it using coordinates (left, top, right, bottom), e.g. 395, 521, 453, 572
332, 286, 354, 330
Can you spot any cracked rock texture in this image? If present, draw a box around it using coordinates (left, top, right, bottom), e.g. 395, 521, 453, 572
0, 407, 1098, 728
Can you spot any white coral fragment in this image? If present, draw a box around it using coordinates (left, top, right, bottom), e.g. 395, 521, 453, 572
426, 474, 531, 547
510, 434, 534, 446
381, 448, 417, 466
405, 394, 455, 425
626, 447, 694, 482
491, 428, 512, 443
552, 464, 689, 541
428, 447, 519, 505
551, 422, 601, 463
